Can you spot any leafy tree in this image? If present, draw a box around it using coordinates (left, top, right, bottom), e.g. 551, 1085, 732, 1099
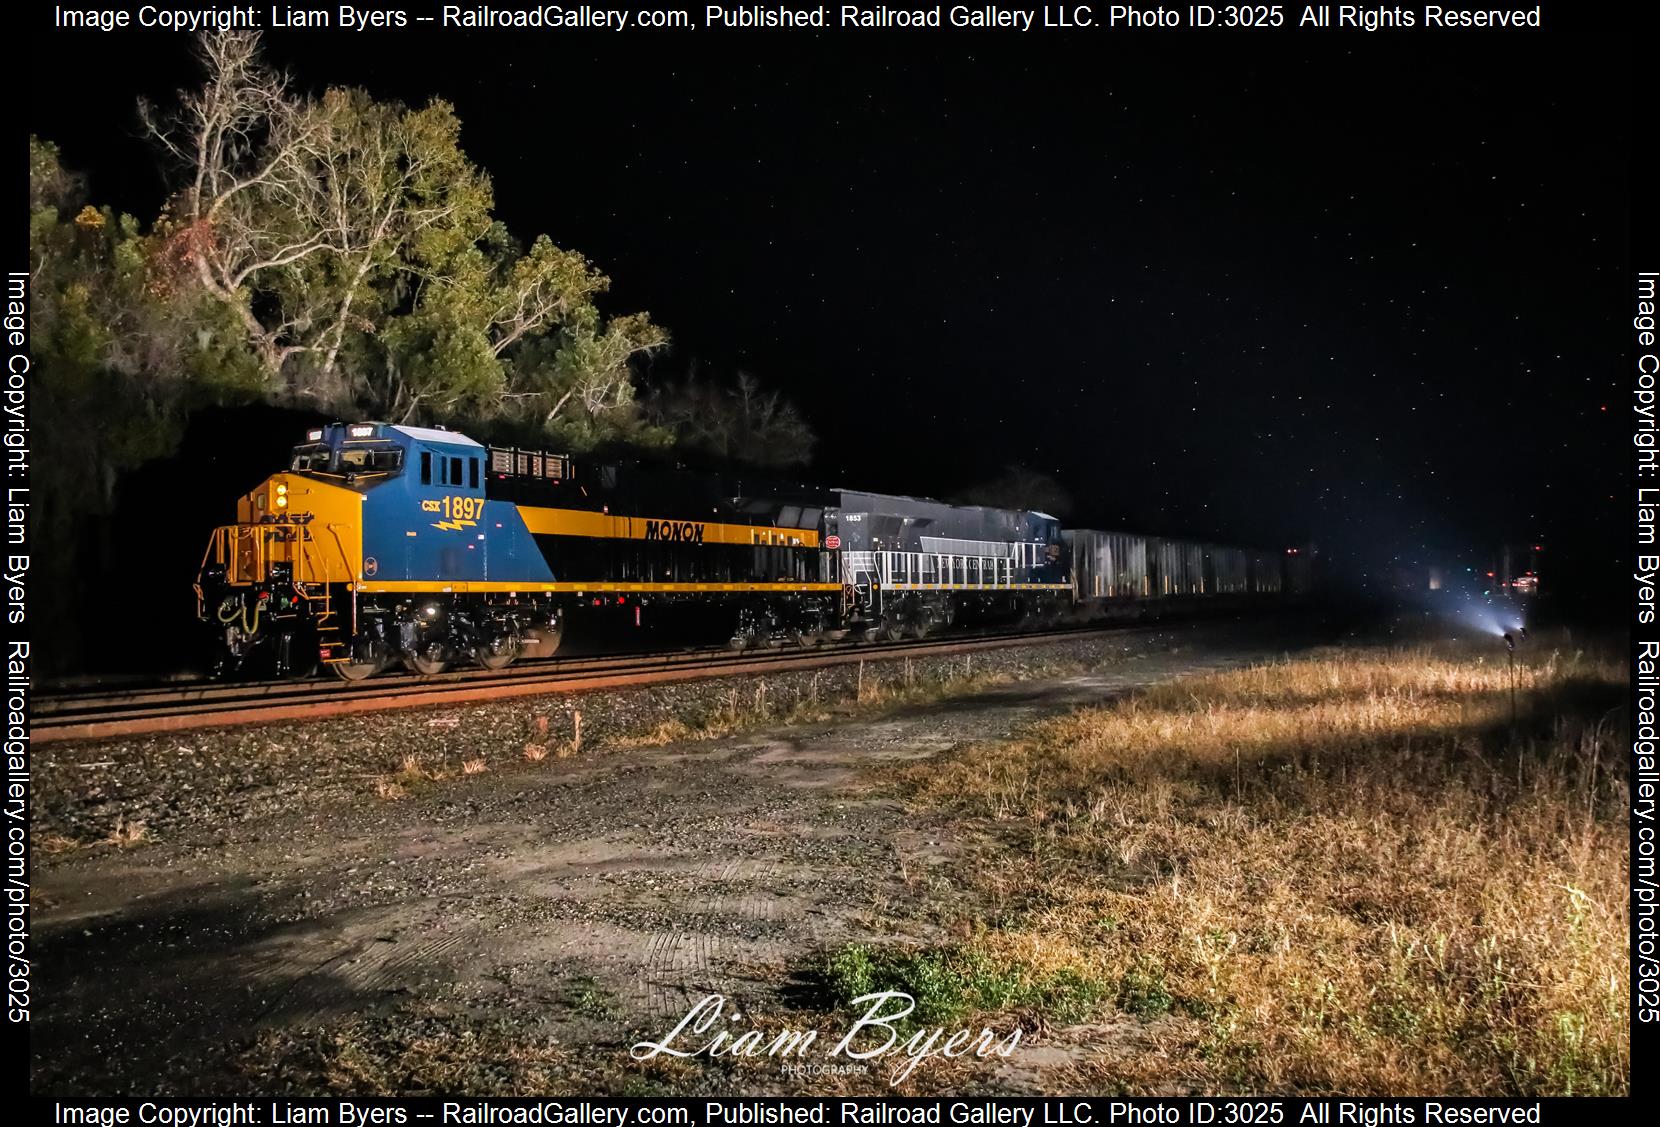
646, 370, 817, 468
29, 138, 265, 502
140, 32, 668, 447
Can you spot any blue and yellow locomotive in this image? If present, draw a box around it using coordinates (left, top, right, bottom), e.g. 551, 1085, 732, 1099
195, 422, 842, 678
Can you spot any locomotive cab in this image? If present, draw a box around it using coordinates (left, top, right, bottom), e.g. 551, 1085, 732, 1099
288, 422, 407, 488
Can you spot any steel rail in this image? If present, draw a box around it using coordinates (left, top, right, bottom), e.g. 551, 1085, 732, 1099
33, 622, 1152, 744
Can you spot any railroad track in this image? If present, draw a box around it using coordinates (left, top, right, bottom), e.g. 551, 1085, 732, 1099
33, 622, 1145, 744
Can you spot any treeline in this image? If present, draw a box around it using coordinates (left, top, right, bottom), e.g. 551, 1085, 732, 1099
27, 31, 812, 671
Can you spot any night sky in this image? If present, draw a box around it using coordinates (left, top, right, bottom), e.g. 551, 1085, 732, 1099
29, 20, 1632, 585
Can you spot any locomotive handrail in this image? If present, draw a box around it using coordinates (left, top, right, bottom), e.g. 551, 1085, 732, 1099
320, 522, 356, 634
195, 520, 354, 596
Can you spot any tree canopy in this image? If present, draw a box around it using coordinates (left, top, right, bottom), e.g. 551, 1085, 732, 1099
646, 370, 817, 469
130, 32, 671, 448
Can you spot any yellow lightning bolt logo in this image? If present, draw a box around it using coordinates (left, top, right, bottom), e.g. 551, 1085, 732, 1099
431, 518, 478, 531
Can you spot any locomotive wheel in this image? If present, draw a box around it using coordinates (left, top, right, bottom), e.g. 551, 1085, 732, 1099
908, 616, 934, 640
879, 617, 907, 643
331, 657, 382, 682
331, 636, 390, 682
728, 608, 763, 650
404, 642, 450, 676
478, 635, 521, 670
520, 619, 564, 660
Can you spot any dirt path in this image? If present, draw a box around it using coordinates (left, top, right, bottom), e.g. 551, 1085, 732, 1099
31, 627, 1308, 1094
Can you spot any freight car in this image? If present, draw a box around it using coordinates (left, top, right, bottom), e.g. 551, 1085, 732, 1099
195, 421, 1299, 679
1065, 529, 1295, 615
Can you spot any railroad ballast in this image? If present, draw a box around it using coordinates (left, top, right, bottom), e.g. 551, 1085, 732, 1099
195, 422, 1307, 679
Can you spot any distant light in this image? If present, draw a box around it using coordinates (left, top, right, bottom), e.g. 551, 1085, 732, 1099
1486, 571, 1495, 577
1502, 632, 1515, 652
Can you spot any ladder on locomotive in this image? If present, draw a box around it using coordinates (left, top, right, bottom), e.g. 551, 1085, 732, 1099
292, 524, 354, 666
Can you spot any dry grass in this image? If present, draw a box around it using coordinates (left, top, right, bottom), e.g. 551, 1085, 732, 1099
370, 753, 445, 798
612, 665, 1045, 752
523, 743, 549, 762
461, 757, 488, 776
893, 641, 1628, 1095
101, 818, 149, 848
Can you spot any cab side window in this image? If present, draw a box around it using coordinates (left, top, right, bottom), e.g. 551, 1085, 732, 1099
417, 450, 478, 488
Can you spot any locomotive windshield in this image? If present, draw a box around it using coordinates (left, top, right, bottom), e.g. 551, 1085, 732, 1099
340, 446, 403, 473
290, 443, 330, 471
288, 442, 404, 477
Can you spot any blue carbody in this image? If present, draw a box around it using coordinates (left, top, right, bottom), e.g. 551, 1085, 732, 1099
306, 423, 554, 585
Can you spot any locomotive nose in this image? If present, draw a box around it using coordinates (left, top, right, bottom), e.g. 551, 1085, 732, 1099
243, 474, 313, 521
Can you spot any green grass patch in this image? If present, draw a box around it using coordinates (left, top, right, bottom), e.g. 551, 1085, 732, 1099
815, 941, 1112, 1027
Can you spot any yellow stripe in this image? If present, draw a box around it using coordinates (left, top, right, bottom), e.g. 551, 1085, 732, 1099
518, 506, 820, 549
355, 580, 843, 594
884, 583, 1073, 591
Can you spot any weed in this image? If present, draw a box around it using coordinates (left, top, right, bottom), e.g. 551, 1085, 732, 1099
102, 819, 149, 848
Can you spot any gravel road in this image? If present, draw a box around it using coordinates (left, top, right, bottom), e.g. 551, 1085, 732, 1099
31, 617, 1322, 1094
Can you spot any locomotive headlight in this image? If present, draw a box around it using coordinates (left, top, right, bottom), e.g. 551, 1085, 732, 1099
275, 495, 288, 508
276, 483, 288, 496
